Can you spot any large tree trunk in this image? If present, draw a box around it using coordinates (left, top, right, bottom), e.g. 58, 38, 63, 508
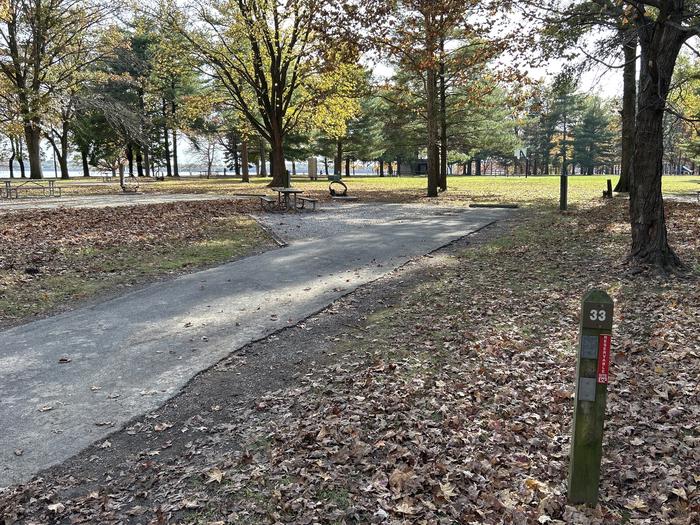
379, 159, 384, 177
426, 70, 439, 196
616, 27, 637, 193
438, 41, 447, 192
57, 120, 70, 179
81, 147, 90, 177
241, 139, 250, 182
259, 139, 267, 177
269, 124, 287, 187
560, 116, 568, 211
334, 139, 342, 176
136, 148, 144, 177
629, 9, 685, 270
345, 157, 350, 178
144, 148, 151, 177
24, 122, 43, 179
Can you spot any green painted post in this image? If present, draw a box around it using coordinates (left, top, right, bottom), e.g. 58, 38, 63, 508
568, 289, 614, 506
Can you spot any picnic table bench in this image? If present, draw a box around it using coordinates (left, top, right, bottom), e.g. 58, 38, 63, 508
260, 188, 318, 212
2, 180, 62, 199
297, 196, 318, 210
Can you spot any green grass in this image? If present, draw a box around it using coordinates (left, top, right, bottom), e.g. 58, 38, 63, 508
57, 174, 700, 207
0, 217, 272, 325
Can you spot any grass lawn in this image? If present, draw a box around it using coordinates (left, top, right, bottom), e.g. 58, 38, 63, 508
0, 199, 274, 327
52, 174, 700, 208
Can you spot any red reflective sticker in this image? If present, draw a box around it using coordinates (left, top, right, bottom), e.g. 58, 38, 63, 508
597, 334, 611, 384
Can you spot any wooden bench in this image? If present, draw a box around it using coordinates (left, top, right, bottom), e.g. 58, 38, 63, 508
297, 196, 318, 211
260, 195, 276, 211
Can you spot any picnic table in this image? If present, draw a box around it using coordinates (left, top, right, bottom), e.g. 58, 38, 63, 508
272, 187, 304, 210
260, 187, 318, 211
2, 179, 62, 199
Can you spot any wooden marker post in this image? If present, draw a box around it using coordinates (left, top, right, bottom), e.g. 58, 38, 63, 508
568, 289, 614, 506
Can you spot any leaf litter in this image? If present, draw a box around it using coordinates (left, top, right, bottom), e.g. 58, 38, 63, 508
0, 199, 698, 524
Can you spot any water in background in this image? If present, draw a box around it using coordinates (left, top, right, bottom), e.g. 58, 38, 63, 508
0, 163, 382, 179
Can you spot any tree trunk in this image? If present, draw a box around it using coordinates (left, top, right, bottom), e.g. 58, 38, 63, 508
81, 148, 90, 177
139, 90, 150, 177
438, 40, 447, 192
171, 96, 179, 177
24, 122, 43, 179
629, 11, 685, 270
57, 120, 70, 179
379, 159, 384, 177
233, 133, 241, 177
269, 125, 287, 187
615, 28, 637, 193
8, 142, 15, 179
172, 129, 179, 177
426, 69, 439, 196
324, 157, 329, 176
144, 148, 151, 177
126, 144, 134, 178
163, 99, 172, 177
136, 148, 144, 177
259, 139, 267, 176
334, 139, 342, 176
560, 115, 568, 211
345, 157, 350, 178
17, 139, 26, 178
241, 139, 250, 182
476, 158, 481, 177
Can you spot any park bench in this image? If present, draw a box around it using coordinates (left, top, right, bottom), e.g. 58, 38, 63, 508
260, 195, 276, 211
2, 180, 62, 199
297, 196, 318, 210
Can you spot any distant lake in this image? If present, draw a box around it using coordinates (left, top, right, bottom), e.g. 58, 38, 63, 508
0, 164, 381, 179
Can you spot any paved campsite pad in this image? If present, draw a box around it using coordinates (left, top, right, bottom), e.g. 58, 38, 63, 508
0, 203, 510, 487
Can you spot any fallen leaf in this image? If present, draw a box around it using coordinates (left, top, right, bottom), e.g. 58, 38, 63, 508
624, 496, 649, 512
205, 468, 224, 484
47, 503, 65, 513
